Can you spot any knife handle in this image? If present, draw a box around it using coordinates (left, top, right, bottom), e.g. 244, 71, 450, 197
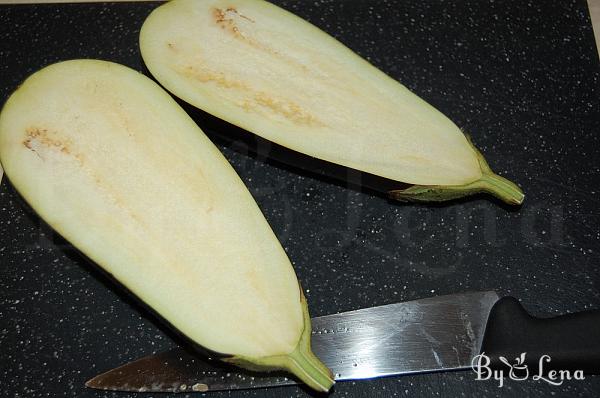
481, 297, 600, 374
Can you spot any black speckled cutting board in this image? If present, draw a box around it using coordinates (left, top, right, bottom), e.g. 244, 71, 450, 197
1, 1, 599, 397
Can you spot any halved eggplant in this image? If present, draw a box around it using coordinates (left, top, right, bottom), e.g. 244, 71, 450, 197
139, 0, 524, 205
0, 60, 333, 392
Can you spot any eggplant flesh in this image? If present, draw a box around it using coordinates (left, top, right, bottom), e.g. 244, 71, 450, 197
0, 60, 333, 392
139, 0, 523, 205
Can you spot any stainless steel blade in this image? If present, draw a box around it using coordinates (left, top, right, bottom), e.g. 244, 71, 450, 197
86, 291, 500, 393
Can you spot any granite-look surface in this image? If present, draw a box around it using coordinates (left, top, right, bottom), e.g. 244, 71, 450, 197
1, 0, 599, 397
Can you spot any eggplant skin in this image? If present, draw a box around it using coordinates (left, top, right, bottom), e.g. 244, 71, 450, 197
0, 59, 334, 392
139, 0, 523, 205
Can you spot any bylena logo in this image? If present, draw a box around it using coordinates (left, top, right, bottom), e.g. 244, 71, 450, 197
471, 352, 585, 387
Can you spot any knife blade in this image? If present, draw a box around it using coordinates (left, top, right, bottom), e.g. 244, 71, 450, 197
85, 291, 600, 393
86, 291, 500, 393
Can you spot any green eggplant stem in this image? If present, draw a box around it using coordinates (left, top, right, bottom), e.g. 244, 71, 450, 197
223, 291, 334, 392
281, 292, 334, 391
477, 172, 525, 205
389, 138, 524, 205
286, 337, 335, 392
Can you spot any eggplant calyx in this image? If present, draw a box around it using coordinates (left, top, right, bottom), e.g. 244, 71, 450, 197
224, 293, 334, 392
389, 138, 524, 205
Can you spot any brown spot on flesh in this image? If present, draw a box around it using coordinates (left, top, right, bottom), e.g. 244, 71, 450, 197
213, 6, 255, 25
212, 7, 256, 40
178, 65, 249, 91
254, 92, 322, 126
23, 139, 43, 160
23, 127, 75, 157
177, 65, 322, 126
227, 6, 255, 23
210, 7, 311, 74
213, 7, 226, 23
22, 128, 146, 224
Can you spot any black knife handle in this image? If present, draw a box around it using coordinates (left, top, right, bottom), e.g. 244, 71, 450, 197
481, 297, 600, 374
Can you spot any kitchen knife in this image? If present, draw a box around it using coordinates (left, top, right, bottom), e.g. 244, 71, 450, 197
86, 291, 600, 393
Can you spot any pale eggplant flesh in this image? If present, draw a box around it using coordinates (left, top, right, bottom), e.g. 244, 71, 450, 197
139, 0, 524, 205
0, 60, 334, 392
